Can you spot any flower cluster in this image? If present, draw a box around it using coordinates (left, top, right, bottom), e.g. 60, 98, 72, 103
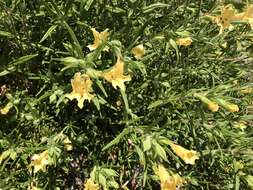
66, 28, 145, 109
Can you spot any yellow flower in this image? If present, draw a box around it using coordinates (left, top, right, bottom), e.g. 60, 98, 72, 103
170, 143, 199, 165
66, 73, 94, 109
0, 102, 13, 115
131, 44, 145, 59
216, 5, 236, 34
176, 37, 192, 46
30, 150, 49, 173
154, 164, 184, 190
84, 178, 99, 190
103, 56, 131, 91
87, 28, 109, 51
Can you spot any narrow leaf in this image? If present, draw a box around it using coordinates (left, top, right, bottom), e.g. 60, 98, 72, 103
143, 3, 169, 13
0, 31, 13, 38
11, 54, 38, 66
83, 0, 94, 11
102, 128, 130, 151
39, 25, 58, 43
135, 145, 146, 165
148, 100, 164, 109
143, 136, 151, 152
0, 54, 38, 77
153, 140, 167, 161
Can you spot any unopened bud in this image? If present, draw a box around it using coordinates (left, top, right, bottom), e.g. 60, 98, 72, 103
194, 93, 219, 112
215, 99, 239, 113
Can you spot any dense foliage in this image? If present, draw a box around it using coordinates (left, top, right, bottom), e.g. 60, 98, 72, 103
1, 0, 253, 189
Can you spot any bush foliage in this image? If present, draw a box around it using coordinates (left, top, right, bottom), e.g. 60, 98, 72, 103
1, 0, 253, 189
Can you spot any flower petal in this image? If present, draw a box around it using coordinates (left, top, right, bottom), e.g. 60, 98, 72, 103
170, 143, 199, 165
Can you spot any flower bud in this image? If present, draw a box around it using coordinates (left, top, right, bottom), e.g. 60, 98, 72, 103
194, 93, 219, 112
215, 98, 239, 113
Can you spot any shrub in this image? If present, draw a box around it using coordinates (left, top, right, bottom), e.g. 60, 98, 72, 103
1, 0, 253, 189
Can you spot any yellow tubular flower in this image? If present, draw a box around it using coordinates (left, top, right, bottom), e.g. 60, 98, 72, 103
84, 179, 99, 190
216, 5, 236, 34
30, 150, 49, 173
103, 56, 131, 91
87, 28, 109, 51
176, 37, 192, 46
154, 164, 185, 190
170, 143, 199, 165
66, 73, 94, 109
131, 44, 145, 59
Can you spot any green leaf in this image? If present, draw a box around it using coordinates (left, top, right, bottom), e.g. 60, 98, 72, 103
120, 90, 130, 114
148, 100, 164, 109
83, 0, 94, 11
98, 173, 107, 187
235, 174, 240, 190
143, 135, 151, 152
153, 140, 167, 161
158, 137, 172, 145
11, 54, 38, 65
0, 149, 11, 161
109, 40, 122, 56
245, 175, 253, 188
142, 3, 169, 13
0, 66, 15, 77
134, 145, 146, 166
108, 180, 119, 189
39, 25, 58, 43
0, 54, 38, 76
96, 80, 108, 97
60, 57, 80, 65
90, 166, 97, 179
169, 39, 179, 62
0, 31, 13, 38
102, 168, 118, 177
105, 5, 126, 13
102, 128, 130, 151
92, 97, 101, 111
9, 150, 17, 160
